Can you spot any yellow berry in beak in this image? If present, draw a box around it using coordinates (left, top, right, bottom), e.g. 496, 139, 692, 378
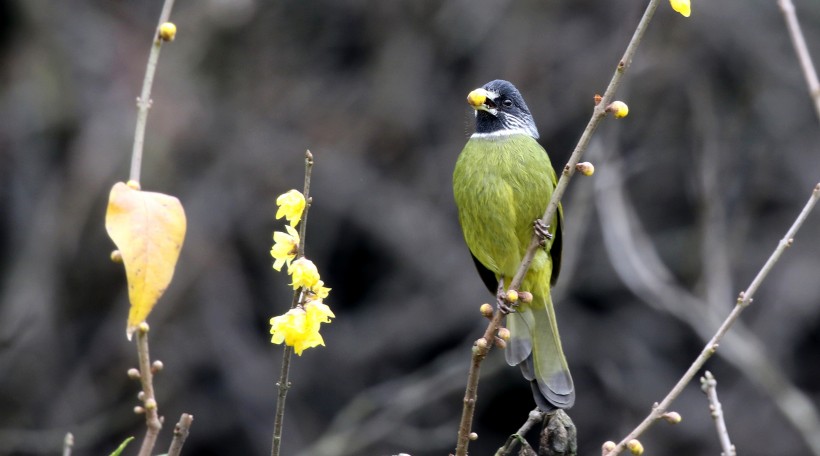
467, 89, 489, 108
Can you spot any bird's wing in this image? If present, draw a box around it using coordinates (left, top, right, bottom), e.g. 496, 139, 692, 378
550, 203, 563, 286
471, 253, 499, 295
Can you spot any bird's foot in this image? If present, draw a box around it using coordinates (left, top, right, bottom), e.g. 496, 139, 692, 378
496, 288, 518, 314
534, 219, 553, 247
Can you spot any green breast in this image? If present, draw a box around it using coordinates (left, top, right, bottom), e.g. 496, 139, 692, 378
453, 134, 557, 280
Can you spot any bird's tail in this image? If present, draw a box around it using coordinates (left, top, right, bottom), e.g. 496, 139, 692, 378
505, 287, 574, 410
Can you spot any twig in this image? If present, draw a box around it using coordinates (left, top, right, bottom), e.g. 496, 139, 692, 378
596, 150, 820, 455
271, 345, 294, 456
603, 183, 820, 455
701, 372, 736, 456
508, 0, 660, 293
129, 0, 176, 183
455, 306, 505, 456
62, 432, 73, 456
453, 1, 661, 454
296, 150, 314, 255
777, 0, 820, 123
271, 150, 315, 456
167, 413, 194, 456
495, 409, 545, 456
135, 324, 163, 456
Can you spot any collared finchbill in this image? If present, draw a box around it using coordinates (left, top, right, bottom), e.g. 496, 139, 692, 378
453, 79, 572, 411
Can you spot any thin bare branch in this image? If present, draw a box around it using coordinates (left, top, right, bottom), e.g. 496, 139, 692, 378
701, 372, 736, 456
167, 413, 194, 456
777, 0, 820, 123
62, 432, 73, 456
602, 183, 820, 455
135, 325, 162, 456
129, 0, 177, 183
596, 148, 820, 455
508, 0, 661, 293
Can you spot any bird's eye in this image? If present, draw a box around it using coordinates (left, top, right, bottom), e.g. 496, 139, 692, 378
502, 99, 514, 108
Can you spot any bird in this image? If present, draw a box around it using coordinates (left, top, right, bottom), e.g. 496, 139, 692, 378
452, 79, 574, 410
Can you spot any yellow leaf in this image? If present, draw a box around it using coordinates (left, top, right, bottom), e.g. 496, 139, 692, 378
105, 182, 186, 339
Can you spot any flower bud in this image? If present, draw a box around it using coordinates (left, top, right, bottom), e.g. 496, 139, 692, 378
607, 101, 629, 119
138, 322, 150, 334
468, 432, 478, 441
159, 22, 177, 42
602, 441, 617, 452
518, 291, 533, 303
134, 406, 145, 415
497, 327, 511, 341
145, 398, 157, 410
479, 303, 494, 318
494, 337, 507, 349
126, 180, 141, 190
505, 290, 518, 303
127, 368, 141, 379
627, 439, 644, 455
662, 411, 682, 424
151, 360, 164, 373
576, 162, 595, 176
110, 250, 123, 263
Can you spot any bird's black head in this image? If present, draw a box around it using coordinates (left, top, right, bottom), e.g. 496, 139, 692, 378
467, 79, 539, 138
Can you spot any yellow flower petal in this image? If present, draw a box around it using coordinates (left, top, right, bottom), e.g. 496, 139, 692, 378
305, 300, 335, 325
270, 308, 305, 346
276, 189, 306, 227
271, 225, 299, 271
269, 302, 333, 355
293, 331, 324, 356
310, 280, 331, 300
288, 257, 320, 290
670, 0, 690, 17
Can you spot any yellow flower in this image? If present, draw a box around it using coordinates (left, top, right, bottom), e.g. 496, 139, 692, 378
269, 301, 335, 355
271, 225, 299, 271
670, 0, 690, 17
310, 280, 331, 300
305, 300, 335, 326
276, 189, 306, 227
288, 257, 320, 290
269, 307, 324, 355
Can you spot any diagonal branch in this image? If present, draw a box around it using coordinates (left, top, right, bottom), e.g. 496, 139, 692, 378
596, 154, 820, 455
602, 183, 820, 456
508, 0, 661, 293
777, 0, 820, 123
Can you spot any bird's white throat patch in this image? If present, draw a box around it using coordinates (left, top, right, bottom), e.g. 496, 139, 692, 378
471, 128, 535, 139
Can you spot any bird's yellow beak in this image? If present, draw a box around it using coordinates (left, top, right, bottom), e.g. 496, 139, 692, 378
467, 88, 490, 110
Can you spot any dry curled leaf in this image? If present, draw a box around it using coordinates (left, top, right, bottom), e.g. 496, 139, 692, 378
105, 182, 186, 339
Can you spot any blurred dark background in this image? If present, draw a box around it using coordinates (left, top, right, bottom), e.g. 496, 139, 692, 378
2, 0, 820, 455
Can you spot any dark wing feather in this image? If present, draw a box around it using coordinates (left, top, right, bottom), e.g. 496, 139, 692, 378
550, 203, 563, 286
471, 254, 499, 295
